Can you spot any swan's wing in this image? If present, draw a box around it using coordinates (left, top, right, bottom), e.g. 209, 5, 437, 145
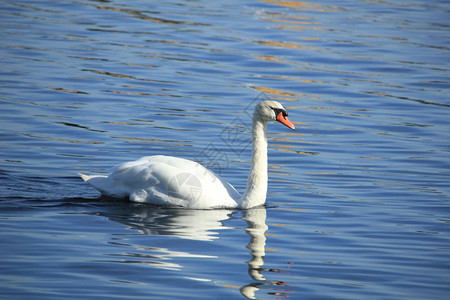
103, 155, 238, 208
109, 156, 156, 174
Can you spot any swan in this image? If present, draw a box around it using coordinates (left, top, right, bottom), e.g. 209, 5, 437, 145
80, 100, 295, 209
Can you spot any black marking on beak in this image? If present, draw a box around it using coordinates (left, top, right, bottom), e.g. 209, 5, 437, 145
271, 107, 288, 119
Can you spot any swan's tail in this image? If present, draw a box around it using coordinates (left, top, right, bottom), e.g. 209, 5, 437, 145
79, 173, 107, 188
79, 173, 110, 195
79, 173, 95, 182
79, 173, 128, 199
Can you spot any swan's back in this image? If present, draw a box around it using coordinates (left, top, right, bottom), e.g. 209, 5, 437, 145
81, 155, 239, 209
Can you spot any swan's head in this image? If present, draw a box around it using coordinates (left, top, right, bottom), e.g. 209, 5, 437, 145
255, 100, 295, 130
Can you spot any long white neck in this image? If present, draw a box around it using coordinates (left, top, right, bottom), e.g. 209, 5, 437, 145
240, 114, 268, 209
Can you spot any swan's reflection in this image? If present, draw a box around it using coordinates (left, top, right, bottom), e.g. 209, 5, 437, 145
243, 208, 268, 281
111, 206, 234, 241
241, 208, 289, 299
97, 204, 289, 298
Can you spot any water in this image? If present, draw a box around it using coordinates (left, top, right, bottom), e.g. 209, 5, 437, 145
1, 0, 449, 299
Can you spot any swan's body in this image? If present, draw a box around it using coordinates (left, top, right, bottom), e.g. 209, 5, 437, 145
80, 155, 239, 209
80, 100, 294, 209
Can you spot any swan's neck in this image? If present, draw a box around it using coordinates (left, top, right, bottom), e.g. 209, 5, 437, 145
240, 116, 268, 209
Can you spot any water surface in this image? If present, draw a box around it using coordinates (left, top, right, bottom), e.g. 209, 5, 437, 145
1, 0, 449, 299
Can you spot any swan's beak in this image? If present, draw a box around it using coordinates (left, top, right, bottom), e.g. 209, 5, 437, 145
276, 112, 295, 130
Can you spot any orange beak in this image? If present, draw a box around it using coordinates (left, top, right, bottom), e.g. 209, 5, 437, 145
276, 112, 295, 130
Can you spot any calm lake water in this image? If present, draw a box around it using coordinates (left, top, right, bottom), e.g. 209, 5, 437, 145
1, 0, 449, 299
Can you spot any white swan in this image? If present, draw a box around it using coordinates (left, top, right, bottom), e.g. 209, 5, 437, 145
80, 100, 295, 209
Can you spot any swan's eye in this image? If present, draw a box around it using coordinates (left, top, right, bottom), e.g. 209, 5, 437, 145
271, 107, 288, 118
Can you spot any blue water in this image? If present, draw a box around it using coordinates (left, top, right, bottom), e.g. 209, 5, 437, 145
1, 0, 450, 299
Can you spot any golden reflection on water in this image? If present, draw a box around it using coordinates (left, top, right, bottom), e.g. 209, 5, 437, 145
260, 17, 311, 25
260, 75, 327, 87
251, 86, 301, 100
261, 0, 341, 12
255, 40, 318, 51
250, 84, 320, 102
